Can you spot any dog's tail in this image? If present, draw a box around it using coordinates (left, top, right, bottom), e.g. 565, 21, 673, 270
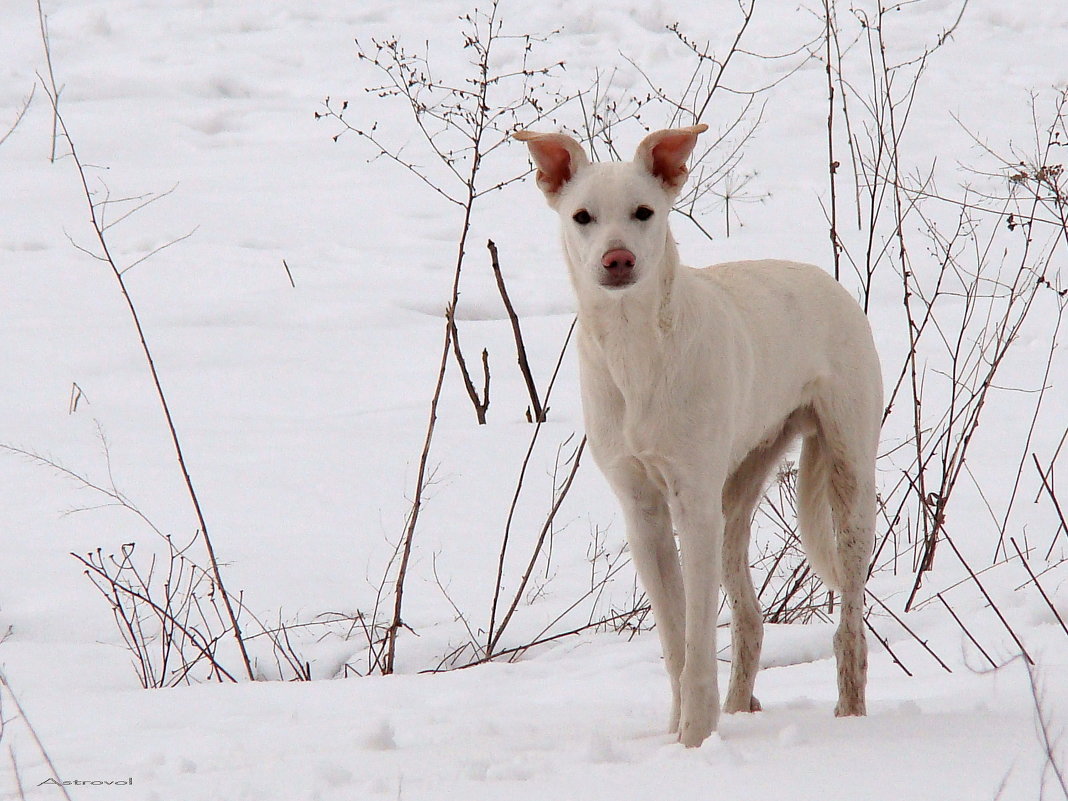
796, 433, 843, 591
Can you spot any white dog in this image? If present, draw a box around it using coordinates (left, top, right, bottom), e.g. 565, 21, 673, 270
515, 125, 882, 747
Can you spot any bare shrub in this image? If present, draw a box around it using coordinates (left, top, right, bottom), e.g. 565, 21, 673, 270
584, 5, 811, 240
808, 2, 1068, 673
319, 0, 568, 425
32, 85, 255, 679
72, 541, 237, 687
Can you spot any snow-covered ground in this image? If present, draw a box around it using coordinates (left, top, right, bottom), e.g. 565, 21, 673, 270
1, 1, 1067, 799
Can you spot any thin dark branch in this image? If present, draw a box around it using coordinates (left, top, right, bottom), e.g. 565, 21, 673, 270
446, 305, 489, 424
0, 84, 35, 148
866, 589, 952, 672
0, 671, 74, 801
1034, 453, 1068, 560
1011, 538, 1068, 639
35, 0, 60, 162
488, 436, 586, 655
1023, 658, 1068, 800
487, 317, 577, 651
119, 226, 199, 276
383, 311, 453, 673
936, 592, 997, 670
864, 615, 912, 676
488, 239, 543, 422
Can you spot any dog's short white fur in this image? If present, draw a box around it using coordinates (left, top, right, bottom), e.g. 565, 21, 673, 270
515, 125, 883, 748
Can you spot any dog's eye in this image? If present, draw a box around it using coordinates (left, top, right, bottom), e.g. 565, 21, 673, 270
634, 206, 654, 221
572, 209, 593, 225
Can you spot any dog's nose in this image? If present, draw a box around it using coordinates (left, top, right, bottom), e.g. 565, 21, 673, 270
602, 248, 635, 272
600, 248, 636, 287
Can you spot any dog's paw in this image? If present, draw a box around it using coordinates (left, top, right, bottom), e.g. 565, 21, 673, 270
723, 693, 762, 714
834, 698, 866, 717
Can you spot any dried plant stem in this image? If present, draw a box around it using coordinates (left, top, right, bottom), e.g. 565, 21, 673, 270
431, 603, 650, 672
448, 303, 490, 423
38, 79, 254, 681
35, 0, 60, 162
324, 3, 569, 425
992, 310, 1064, 561
488, 435, 586, 655
866, 589, 952, 672
1, 84, 35, 148
672, 1, 756, 126
942, 528, 1033, 663
1034, 453, 1068, 560
9, 746, 26, 801
936, 592, 997, 669
486, 318, 577, 654
383, 312, 453, 674
822, 0, 841, 280
0, 439, 166, 541
488, 239, 544, 422
443, 187, 490, 422
1010, 538, 1068, 639
1023, 658, 1068, 800
0, 671, 73, 801
864, 616, 912, 677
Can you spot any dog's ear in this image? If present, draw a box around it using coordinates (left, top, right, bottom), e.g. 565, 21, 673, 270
634, 124, 708, 194
514, 131, 590, 206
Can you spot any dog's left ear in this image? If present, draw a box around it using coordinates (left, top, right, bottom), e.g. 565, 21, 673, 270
514, 130, 590, 207
634, 124, 708, 195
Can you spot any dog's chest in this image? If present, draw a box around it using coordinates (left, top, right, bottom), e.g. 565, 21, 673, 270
583, 334, 700, 463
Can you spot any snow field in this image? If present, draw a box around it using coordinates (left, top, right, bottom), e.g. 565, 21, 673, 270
1, 0, 1067, 798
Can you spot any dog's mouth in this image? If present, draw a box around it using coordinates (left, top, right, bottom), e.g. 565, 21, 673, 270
600, 248, 636, 288
600, 272, 636, 289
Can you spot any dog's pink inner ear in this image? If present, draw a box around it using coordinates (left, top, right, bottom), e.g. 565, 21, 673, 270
648, 133, 696, 188
527, 139, 576, 194
636, 125, 707, 192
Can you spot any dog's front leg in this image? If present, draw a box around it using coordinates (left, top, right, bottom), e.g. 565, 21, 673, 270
604, 460, 685, 732
666, 469, 725, 748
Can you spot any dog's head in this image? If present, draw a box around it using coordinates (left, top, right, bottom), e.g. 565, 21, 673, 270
515, 125, 707, 293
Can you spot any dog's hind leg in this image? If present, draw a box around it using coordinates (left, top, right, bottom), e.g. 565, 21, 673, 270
721, 420, 800, 714
829, 459, 875, 717
605, 459, 686, 732
720, 472, 765, 715
811, 396, 879, 718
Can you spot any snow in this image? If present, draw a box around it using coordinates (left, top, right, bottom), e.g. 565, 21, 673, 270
2, 0, 1067, 799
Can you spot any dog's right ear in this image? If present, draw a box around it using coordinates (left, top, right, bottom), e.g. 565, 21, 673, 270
514, 131, 589, 207
634, 124, 708, 196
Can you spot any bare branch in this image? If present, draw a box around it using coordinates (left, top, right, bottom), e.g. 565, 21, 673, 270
0, 84, 35, 149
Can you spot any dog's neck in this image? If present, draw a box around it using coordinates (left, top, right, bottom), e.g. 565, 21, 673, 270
576, 232, 683, 346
